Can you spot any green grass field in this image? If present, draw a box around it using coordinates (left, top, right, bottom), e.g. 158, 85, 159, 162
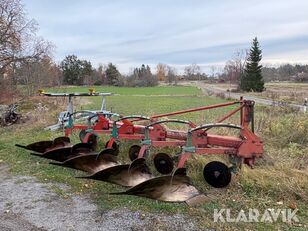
0, 85, 307, 230
47, 85, 202, 96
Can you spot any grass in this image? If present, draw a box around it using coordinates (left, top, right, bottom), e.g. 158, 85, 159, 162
0, 85, 307, 230
46, 85, 202, 96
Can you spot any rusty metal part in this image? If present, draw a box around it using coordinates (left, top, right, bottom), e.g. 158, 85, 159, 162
77, 158, 152, 187
15, 137, 70, 153
50, 148, 118, 173
111, 168, 201, 202
151, 101, 240, 119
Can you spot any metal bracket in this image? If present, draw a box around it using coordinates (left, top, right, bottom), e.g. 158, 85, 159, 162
141, 139, 151, 145
182, 146, 196, 153
111, 122, 118, 138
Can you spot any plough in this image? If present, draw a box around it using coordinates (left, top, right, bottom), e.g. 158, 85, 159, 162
16, 92, 263, 203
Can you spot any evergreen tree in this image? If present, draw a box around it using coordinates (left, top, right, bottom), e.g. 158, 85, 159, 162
60, 55, 93, 85
105, 63, 121, 86
240, 37, 264, 92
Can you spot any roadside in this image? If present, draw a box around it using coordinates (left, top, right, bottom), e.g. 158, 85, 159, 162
0, 164, 200, 231
182, 81, 305, 111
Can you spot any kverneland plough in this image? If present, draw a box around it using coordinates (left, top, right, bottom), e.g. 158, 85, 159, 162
16, 96, 263, 203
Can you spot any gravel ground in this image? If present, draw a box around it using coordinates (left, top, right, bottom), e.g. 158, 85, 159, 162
0, 164, 201, 231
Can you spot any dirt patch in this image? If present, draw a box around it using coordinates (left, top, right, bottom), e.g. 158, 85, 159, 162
0, 164, 201, 231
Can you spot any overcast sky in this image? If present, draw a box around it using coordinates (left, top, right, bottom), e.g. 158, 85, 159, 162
24, 0, 308, 73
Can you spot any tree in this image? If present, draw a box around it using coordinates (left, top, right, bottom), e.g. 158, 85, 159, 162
145, 65, 157, 86
184, 63, 201, 80
240, 37, 264, 92
156, 63, 167, 81
261, 64, 308, 82
60, 55, 93, 85
127, 64, 157, 87
15, 56, 61, 95
0, 0, 52, 75
89, 64, 106, 86
221, 50, 248, 87
165, 66, 177, 85
105, 63, 122, 86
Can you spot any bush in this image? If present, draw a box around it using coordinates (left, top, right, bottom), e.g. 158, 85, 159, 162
93, 80, 103, 86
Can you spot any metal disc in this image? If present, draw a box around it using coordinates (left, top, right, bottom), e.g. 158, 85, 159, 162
105, 140, 119, 155
128, 145, 141, 161
203, 161, 231, 188
154, 153, 174, 175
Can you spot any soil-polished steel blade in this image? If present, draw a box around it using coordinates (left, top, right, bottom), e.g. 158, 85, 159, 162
16, 141, 54, 153
53, 136, 70, 145
50, 148, 118, 173
77, 158, 152, 187
111, 168, 201, 202
30, 143, 95, 162
15, 136, 71, 153
31, 147, 73, 162
71, 143, 95, 153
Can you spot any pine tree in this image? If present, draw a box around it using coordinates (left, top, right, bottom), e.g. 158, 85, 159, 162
105, 63, 121, 86
240, 37, 264, 92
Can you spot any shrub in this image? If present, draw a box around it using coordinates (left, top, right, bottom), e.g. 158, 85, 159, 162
93, 80, 103, 86
263, 115, 308, 147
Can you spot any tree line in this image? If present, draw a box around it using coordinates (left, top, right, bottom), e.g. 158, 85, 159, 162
58, 55, 208, 88
262, 64, 308, 82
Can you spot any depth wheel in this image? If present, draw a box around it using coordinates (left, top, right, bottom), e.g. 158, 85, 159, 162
203, 161, 231, 188
154, 153, 174, 175
128, 145, 141, 161
105, 140, 119, 155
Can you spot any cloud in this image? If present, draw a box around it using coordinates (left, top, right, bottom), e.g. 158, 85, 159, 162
24, 0, 308, 73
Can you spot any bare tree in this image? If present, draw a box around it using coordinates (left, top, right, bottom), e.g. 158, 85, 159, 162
0, 0, 53, 75
156, 63, 167, 81
210, 65, 217, 78
184, 63, 201, 80
15, 56, 61, 95
165, 66, 177, 85
222, 49, 248, 88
